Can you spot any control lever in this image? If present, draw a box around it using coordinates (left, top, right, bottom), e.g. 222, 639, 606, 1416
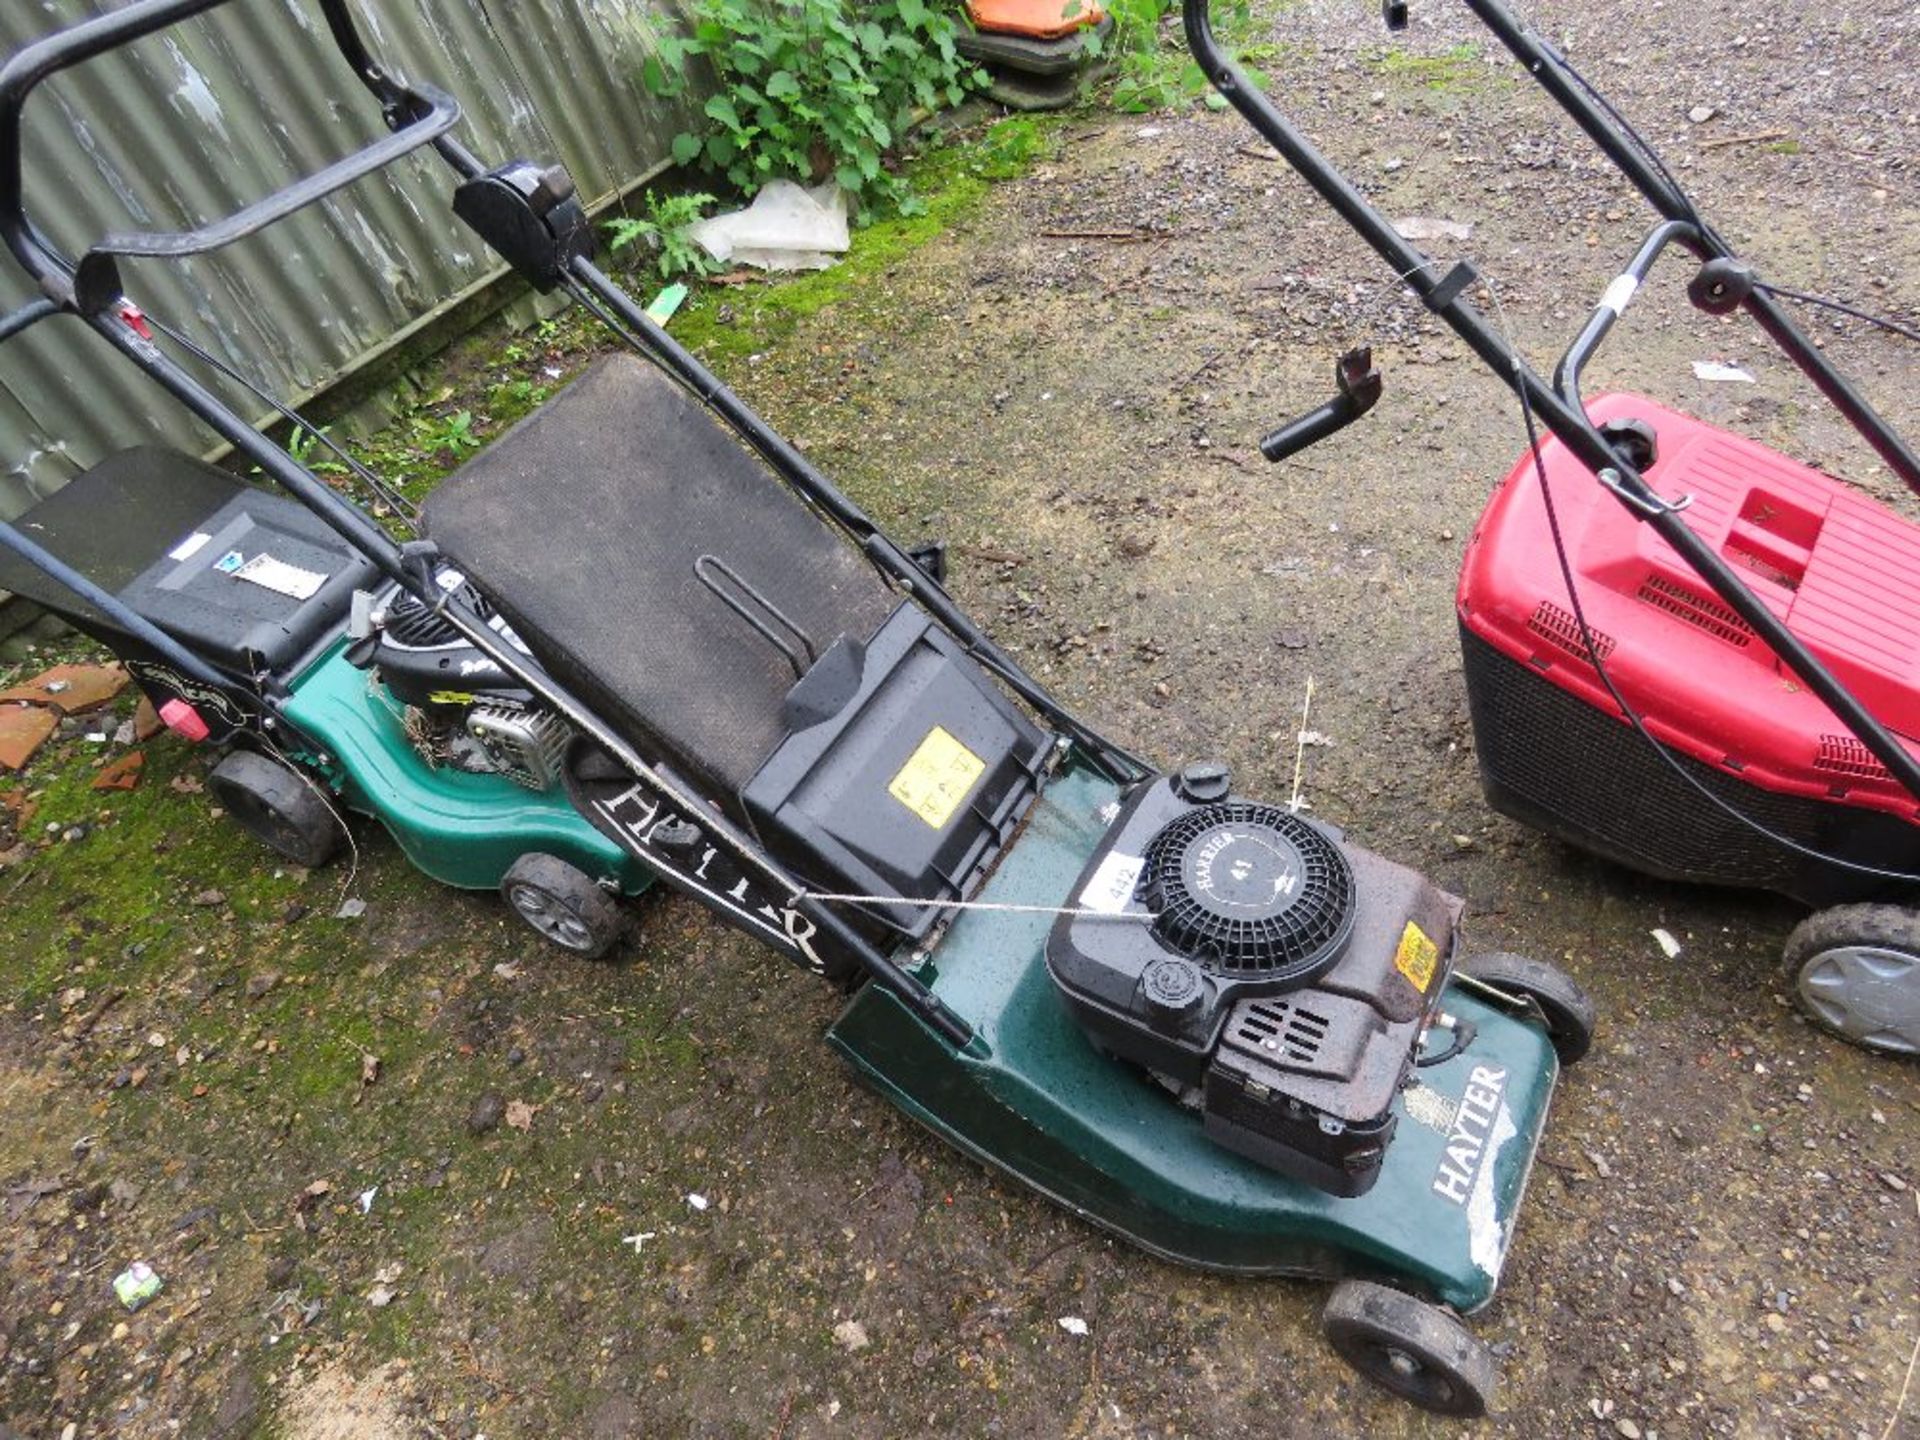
1258, 346, 1383, 463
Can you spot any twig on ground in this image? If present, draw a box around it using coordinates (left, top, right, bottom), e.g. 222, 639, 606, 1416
1700, 129, 1789, 151
1040, 228, 1158, 241
66, 986, 126, 1043
1185, 348, 1225, 385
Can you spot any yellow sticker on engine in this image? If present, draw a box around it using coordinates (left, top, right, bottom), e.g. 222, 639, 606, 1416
1395, 921, 1440, 992
887, 726, 986, 830
428, 690, 477, 706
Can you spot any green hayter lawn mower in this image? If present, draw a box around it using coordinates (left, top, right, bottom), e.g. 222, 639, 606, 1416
0, 0, 1594, 1414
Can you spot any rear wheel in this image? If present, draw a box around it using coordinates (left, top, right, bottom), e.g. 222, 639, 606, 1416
502, 853, 623, 960
208, 751, 341, 868
1459, 951, 1596, 1066
1322, 1280, 1496, 1417
1781, 905, 1920, 1058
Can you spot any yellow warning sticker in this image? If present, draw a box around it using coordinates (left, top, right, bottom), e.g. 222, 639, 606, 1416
428, 690, 477, 706
1394, 921, 1440, 992
887, 726, 986, 830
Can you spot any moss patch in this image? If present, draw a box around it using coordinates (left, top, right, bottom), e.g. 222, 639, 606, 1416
1370, 40, 1489, 91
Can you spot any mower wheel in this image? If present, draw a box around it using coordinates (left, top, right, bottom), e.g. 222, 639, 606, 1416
1460, 951, 1596, 1066
1322, 1280, 1496, 1417
1781, 905, 1920, 1058
208, 751, 341, 869
502, 853, 623, 960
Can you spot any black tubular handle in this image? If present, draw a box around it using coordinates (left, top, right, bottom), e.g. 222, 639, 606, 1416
1456, 0, 1920, 495
0, 0, 458, 295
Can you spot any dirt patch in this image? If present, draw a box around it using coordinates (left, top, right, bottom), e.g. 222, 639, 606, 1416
279, 1360, 419, 1440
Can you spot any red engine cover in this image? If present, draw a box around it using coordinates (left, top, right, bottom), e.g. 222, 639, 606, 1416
1457, 392, 1920, 824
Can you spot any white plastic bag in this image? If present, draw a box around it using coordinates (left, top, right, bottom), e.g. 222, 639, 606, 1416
689, 180, 850, 271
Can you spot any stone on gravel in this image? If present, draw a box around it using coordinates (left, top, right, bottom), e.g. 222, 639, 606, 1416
466, 1091, 506, 1137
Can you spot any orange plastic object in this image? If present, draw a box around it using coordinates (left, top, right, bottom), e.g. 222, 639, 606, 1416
966, 0, 1103, 40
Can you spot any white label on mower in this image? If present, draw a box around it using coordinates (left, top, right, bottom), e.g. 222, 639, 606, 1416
1401, 1083, 1458, 1134
1467, 1100, 1519, 1280
233, 553, 327, 601
1430, 1063, 1507, 1207
168, 531, 212, 563
1079, 851, 1144, 914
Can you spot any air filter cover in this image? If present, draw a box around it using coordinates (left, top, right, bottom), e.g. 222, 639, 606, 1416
1143, 802, 1356, 985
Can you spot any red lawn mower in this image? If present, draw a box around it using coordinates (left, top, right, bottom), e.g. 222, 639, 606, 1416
1189, 0, 1920, 1056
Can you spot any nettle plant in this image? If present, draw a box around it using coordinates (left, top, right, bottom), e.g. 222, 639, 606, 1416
643, 0, 985, 215
1086, 0, 1266, 113
605, 190, 722, 280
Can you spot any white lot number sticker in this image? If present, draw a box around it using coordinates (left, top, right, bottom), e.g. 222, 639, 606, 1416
1078, 851, 1144, 914
233, 553, 328, 601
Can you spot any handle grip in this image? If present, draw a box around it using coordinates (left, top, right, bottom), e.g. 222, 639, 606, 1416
1258, 346, 1382, 463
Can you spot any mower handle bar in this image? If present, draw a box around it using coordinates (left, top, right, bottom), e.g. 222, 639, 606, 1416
0, 0, 460, 300
1551, 218, 1698, 416
1182, 0, 1920, 811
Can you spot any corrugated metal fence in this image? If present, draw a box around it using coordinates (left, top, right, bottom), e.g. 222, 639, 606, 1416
0, 0, 703, 519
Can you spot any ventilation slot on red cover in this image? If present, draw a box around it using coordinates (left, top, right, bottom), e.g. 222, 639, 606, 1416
1635, 574, 1754, 647
1526, 600, 1615, 663
1814, 735, 1890, 781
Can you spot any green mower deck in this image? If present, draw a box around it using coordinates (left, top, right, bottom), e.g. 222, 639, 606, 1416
830, 763, 1557, 1314
282, 640, 650, 894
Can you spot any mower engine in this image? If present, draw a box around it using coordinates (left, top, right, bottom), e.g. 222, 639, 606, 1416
348, 577, 570, 791
1046, 764, 1460, 1196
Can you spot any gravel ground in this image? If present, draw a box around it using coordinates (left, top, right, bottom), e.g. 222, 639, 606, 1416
1, 0, 1916, 1436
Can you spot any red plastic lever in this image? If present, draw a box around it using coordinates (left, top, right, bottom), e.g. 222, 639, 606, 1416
117, 302, 152, 340
158, 698, 209, 742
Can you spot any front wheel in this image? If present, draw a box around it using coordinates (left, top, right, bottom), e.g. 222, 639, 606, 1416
1322, 1280, 1496, 1417
501, 853, 624, 960
1781, 905, 1920, 1058
1459, 951, 1596, 1066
